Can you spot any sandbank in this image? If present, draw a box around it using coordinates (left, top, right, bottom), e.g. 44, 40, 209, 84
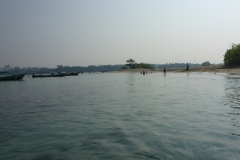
110, 66, 240, 74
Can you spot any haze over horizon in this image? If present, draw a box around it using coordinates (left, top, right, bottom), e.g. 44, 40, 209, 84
1, 0, 240, 68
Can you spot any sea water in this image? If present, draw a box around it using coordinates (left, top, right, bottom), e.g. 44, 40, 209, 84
0, 72, 240, 160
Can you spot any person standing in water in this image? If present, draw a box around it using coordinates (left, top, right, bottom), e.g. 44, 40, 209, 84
186, 63, 189, 71
163, 68, 166, 73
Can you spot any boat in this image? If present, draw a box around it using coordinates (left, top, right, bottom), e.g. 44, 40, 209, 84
0, 72, 26, 81
32, 72, 65, 78
65, 72, 80, 76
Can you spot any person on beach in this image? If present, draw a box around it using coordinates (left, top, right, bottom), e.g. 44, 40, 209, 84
163, 68, 166, 73
143, 71, 145, 75
186, 63, 189, 71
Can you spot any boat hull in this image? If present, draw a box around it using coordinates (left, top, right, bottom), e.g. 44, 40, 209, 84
32, 73, 65, 78
65, 72, 80, 76
0, 73, 26, 81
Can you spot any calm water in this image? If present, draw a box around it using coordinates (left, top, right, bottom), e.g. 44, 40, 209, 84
0, 72, 240, 160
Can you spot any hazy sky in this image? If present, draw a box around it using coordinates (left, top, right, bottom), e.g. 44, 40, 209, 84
1, 0, 240, 68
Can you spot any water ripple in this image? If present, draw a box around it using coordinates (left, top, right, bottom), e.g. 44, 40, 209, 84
1, 73, 240, 159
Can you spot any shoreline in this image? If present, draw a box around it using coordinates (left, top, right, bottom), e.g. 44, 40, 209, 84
110, 66, 240, 74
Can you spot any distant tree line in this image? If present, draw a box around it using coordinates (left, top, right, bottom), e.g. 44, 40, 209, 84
124, 59, 201, 70
55, 65, 123, 73
3, 62, 222, 74
136, 63, 153, 70
125, 59, 153, 70
154, 63, 201, 69
7, 65, 125, 75
201, 61, 211, 66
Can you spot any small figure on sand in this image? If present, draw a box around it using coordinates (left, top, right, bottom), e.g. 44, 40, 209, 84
143, 71, 145, 75
163, 68, 166, 73
186, 63, 189, 71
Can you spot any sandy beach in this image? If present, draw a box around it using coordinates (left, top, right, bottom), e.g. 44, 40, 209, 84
110, 66, 240, 74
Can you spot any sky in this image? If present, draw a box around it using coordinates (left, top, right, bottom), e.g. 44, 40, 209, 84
0, 0, 240, 68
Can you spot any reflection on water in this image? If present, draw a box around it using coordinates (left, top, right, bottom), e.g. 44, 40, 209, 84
224, 75, 240, 137
126, 73, 136, 94
1, 73, 240, 159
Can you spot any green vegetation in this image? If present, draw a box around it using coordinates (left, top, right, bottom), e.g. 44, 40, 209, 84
126, 59, 136, 69
135, 63, 153, 70
201, 61, 211, 66
224, 43, 240, 67
125, 59, 153, 70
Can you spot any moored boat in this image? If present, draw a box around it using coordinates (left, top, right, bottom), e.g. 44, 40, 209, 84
0, 72, 26, 81
65, 72, 80, 76
32, 72, 65, 78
